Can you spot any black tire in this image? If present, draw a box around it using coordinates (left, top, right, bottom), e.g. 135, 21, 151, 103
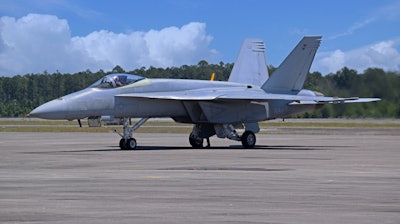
119, 138, 127, 150
189, 134, 203, 148
126, 138, 137, 150
241, 131, 256, 148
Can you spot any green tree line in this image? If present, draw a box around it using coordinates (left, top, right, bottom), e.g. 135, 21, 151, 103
0, 62, 399, 118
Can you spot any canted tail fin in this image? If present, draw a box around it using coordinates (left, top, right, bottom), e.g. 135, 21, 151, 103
262, 36, 322, 92
228, 39, 269, 86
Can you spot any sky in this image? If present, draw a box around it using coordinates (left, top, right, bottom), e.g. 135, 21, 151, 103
0, 0, 399, 77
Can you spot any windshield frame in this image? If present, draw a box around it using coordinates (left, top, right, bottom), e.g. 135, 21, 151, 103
89, 73, 145, 89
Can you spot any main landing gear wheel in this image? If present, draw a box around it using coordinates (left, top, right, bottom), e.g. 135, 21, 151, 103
119, 138, 126, 150
119, 138, 137, 150
189, 135, 203, 148
241, 131, 256, 149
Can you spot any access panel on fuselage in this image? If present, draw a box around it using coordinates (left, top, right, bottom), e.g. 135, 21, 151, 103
113, 97, 188, 118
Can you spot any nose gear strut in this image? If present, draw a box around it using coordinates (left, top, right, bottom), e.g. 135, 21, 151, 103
114, 117, 149, 150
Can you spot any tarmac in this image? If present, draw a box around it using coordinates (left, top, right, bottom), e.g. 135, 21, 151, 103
0, 131, 399, 224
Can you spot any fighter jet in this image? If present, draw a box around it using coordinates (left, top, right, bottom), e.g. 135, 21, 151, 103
29, 36, 380, 150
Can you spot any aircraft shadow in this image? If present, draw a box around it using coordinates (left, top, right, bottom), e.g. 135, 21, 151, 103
133, 144, 343, 151
53, 145, 347, 153
252, 145, 344, 150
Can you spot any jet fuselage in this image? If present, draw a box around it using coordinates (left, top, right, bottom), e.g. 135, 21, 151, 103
30, 75, 258, 121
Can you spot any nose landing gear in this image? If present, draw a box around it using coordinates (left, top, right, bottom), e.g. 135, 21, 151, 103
114, 117, 148, 150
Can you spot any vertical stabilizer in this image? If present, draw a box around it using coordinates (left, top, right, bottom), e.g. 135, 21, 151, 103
262, 36, 321, 92
228, 39, 269, 86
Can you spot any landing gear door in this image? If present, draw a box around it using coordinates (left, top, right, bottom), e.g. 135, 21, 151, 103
88, 116, 101, 127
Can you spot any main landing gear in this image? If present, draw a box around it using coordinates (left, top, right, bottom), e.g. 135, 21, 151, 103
241, 131, 256, 148
114, 117, 149, 150
189, 133, 204, 148
189, 124, 257, 149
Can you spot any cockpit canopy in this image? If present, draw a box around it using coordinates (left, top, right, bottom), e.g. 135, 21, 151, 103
90, 73, 145, 88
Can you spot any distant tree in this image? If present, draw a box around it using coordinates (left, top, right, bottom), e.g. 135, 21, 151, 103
112, 65, 125, 73
0, 65, 399, 117
267, 65, 276, 75
197, 60, 208, 67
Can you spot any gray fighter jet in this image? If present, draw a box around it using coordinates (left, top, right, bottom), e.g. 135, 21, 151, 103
29, 36, 380, 149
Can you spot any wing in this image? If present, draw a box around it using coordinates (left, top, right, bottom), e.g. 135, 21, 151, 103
116, 88, 380, 104
115, 88, 380, 124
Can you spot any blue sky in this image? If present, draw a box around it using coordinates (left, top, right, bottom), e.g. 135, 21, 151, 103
0, 0, 399, 76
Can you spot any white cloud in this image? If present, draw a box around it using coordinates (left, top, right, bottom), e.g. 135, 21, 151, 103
313, 39, 400, 74
0, 14, 219, 76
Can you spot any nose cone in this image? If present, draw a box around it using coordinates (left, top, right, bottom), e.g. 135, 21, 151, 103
29, 98, 68, 119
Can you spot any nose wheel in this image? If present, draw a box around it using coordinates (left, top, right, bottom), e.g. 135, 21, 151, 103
114, 117, 149, 150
